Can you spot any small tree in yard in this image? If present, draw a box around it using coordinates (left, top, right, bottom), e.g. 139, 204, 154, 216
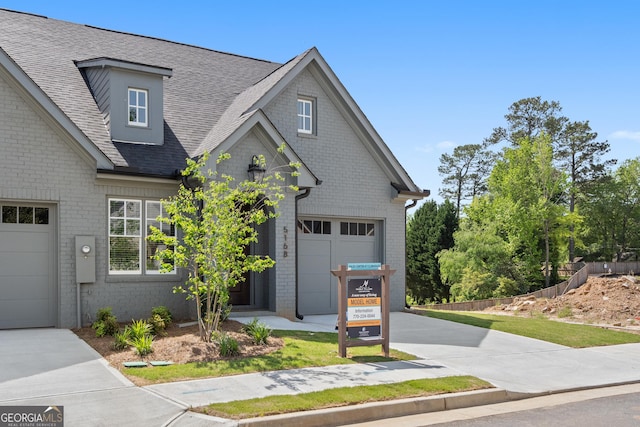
149, 149, 298, 342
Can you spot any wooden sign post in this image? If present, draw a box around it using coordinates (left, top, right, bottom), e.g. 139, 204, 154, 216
331, 264, 395, 357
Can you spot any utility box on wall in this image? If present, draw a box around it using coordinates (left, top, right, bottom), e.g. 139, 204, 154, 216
75, 236, 96, 283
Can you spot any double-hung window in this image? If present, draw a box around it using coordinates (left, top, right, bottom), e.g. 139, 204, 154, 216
297, 98, 313, 134
109, 198, 175, 274
128, 88, 148, 127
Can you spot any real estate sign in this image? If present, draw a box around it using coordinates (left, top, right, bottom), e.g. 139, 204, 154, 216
347, 278, 381, 339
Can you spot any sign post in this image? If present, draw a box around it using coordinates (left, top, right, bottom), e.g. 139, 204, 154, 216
331, 263, 395, 357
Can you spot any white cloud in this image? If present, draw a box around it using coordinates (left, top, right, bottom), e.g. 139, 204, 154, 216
416, 140, 457, 153
609, 130, 640, 142
437, 140, 457, 150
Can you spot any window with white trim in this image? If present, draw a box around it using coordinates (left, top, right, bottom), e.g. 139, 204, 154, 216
128, 88, 148, 127
297, 98, 313, 134
108, 198, 175, 274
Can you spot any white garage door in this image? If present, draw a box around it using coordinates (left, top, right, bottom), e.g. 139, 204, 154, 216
298, 218, 380, 315
0, 204, 56, 329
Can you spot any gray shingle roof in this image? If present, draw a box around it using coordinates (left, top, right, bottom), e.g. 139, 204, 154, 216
0, 9, 284, 176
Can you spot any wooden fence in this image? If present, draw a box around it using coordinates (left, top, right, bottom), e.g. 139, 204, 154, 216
420, 261, 620, 312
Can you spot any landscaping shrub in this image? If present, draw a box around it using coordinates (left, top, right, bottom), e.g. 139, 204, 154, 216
215, 332, 239, 357
113, 328, 132, 350
130, 334, 154, 356
242, 317, 272, 345
151, 306, 172, 325
92, 307, 119, 337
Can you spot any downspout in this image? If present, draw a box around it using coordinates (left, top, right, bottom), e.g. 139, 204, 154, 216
295, 188, 312, 320
404, 199, 418, 309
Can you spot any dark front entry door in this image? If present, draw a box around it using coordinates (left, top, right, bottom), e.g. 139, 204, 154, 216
229, 276, 251, 305
229, 244, 251, 306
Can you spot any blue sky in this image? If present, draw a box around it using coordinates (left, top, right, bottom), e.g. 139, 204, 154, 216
3, 1, 640, 203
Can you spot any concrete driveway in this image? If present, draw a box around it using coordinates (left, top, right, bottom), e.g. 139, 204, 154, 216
0, 328, 185, 426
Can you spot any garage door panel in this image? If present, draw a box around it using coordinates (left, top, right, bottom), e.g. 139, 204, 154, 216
0, 276, 49, 299
0, 230, 48, 252
336, 239, 377, 265
0, 298, 52, 329
0, 252, 49, 276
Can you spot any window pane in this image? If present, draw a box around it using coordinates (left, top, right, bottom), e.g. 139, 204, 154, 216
298, 116, 304, 130
18, 207, 33, 224
323, 221, 331, 235
138, 109, 146, 124
34, 208, 49, 224
110, 200, 124, 217
358, 223, 366, 236
349, 223, 357, 236
129, 108, 137, 122
297, 101, 303, 115
110, 236, 140, 272
129, 90, 136, 105
110, 219, 125, 235
126, 219, 140, 236
126, 201, 140, 217
340, 222, 348, 235
304, 102, 311, 115
138, 91, 146, 106
312, 220, 322, 234
146, 202, 160, 219
304, 117, 311, 130
2, 206, 17, 223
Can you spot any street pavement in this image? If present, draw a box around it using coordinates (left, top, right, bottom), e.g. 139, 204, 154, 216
0, 312, 639, 426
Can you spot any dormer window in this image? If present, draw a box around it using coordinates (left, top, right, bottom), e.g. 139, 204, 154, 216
77, 57, 172, 145
128, 88, 148, 127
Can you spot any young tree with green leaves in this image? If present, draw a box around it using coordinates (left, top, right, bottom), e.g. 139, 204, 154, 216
148, 150, 298, 342
406, 200, 457, 304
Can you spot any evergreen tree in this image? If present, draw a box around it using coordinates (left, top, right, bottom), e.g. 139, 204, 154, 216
406, 200, 458, 303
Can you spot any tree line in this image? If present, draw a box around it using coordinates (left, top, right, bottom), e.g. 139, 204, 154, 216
407, 97, 640, 304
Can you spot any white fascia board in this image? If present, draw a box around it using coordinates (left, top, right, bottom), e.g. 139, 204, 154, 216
0, 48, 114, 170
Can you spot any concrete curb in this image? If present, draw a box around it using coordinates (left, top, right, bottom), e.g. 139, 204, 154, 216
226, 388, 528, 427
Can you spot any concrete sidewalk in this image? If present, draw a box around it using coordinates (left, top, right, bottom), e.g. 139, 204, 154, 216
1, 312, 640, 426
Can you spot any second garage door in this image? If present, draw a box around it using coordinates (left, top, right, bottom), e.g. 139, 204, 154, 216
298, 218, 380, 315
0, 204, 56, 329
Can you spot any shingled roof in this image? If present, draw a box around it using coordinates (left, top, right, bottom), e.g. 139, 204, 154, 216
0, 8, 285, 176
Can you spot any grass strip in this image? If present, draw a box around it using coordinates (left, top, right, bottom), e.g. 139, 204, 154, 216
424, 310, 640, 347
198, 376, 491, 419
124, 330, 415, 383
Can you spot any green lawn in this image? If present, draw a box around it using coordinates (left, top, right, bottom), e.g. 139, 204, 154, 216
124, 330, 415, 383
424, 309, 640, 347
198, 376, 491, 419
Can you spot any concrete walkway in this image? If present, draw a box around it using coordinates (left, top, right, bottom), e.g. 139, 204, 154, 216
1, 312, 640, 426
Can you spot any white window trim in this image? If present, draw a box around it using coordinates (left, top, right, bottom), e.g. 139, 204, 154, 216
128, 88, 148, 127
297, 98, 313, 134
108, 198, 176, 275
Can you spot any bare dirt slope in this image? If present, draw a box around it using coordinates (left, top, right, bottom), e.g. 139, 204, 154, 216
486, 275, 640, 331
